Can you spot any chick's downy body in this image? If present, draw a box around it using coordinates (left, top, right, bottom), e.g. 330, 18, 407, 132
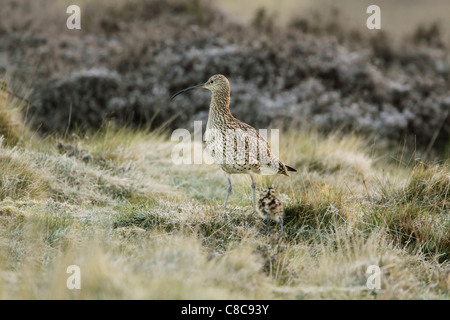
257, 187, 284, 233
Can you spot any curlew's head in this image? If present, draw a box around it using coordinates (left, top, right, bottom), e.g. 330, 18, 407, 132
171, 74, 230, 100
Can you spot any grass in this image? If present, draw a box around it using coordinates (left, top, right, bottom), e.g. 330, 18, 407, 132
0, 113, 448, 299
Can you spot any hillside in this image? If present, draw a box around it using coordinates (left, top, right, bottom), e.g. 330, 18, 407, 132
0, 115, 448, 298
0, 0, 449, 153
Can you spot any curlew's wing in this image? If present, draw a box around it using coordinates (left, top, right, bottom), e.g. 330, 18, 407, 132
229, 118, 291, 176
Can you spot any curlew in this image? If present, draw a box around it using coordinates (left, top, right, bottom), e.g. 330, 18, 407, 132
171, 74, 296, 210
257, 187, 285, 234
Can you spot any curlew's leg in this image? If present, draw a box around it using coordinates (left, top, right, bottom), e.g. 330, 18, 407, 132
280, 218, 284, 235
265, 215, 270, 234
224, 176, 232, 209
249, 174, 256, 212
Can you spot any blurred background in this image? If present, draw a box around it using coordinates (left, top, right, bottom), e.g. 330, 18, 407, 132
0, 0, 449, 157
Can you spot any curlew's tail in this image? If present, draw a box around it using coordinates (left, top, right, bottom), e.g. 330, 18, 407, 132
285, 165, 297, 172
277, 162, 297, 176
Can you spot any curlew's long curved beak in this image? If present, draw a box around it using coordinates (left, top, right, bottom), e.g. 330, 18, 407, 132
171, 83, 206, 100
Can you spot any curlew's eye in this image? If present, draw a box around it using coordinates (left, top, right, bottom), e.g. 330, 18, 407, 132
210, 80, 214, 84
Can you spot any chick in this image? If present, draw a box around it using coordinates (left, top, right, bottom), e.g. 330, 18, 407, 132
257, 187, 285, 234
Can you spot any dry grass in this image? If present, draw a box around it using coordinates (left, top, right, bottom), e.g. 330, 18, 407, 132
0, 118, 448, 299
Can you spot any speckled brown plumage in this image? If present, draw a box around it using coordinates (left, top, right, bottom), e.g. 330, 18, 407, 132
257, 187, 284, 234
171, 74, 296, 210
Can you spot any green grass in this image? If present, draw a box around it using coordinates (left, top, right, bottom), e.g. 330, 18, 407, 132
0, 122, 448, 299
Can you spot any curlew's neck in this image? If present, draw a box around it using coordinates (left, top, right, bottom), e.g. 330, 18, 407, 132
207, 90, 232, 128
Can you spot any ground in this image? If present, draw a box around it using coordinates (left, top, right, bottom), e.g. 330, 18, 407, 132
0, 0, 448, 300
